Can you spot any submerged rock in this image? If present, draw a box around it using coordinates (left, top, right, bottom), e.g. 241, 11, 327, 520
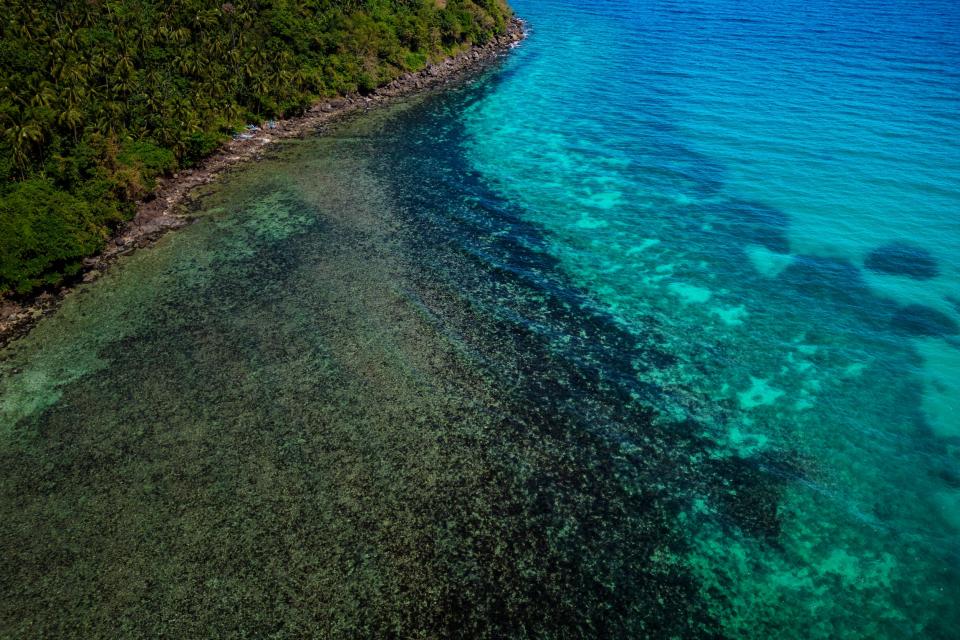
891, 304, 959, 337
865, 242, 940, 280
711, 199, 791, 254
947, 295, 960, 315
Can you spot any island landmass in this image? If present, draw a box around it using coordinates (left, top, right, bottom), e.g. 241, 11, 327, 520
1, 0, 523, 345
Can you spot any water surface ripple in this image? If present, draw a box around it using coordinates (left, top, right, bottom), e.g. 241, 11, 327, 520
1, 0, 959, 637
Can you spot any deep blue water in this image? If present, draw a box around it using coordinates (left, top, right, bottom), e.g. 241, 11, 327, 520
1, 0, 959, 637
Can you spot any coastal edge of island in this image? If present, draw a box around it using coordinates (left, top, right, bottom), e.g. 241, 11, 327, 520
0, 16, 527, 349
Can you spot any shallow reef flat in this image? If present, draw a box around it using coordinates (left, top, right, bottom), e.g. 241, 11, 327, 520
0, 103, 731, 637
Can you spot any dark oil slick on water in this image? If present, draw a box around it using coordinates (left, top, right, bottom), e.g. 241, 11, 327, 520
3, 0, 960, 638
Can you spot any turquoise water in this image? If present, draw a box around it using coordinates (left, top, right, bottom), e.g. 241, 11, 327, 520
2, 0, 959, 637
466, 0, 960, 633
465, 0, 960, 634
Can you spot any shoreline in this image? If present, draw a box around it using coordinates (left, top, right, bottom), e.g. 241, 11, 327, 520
0, 17, 527, 349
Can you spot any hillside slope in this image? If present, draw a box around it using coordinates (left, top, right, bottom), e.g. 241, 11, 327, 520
0, 0, 511, 295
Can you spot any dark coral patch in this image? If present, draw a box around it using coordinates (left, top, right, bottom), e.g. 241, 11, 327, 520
865, 243, 940, 280
946, 295, 960, 315
706, 452, 802, 543
781, 255, 877, 317
891, 304, 959, 337
710, 200, 791, 254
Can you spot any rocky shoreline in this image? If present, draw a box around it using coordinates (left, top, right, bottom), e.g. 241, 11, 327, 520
0, 18, 527, 349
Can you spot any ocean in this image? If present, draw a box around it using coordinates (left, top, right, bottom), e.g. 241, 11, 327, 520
1, 0, 958, 636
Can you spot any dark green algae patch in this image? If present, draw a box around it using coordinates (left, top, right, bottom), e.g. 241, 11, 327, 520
0, 92, 794, 637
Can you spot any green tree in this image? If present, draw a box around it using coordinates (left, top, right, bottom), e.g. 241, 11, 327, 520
0, 0, 513, 295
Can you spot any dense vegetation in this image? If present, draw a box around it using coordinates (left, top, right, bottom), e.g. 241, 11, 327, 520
0, 0, 511, 296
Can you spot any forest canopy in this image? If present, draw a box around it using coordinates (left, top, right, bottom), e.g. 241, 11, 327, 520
0, 0, 511, 295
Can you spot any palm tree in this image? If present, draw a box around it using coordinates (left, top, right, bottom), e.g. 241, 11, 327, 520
2, 112, 44, 176
57, 104, 84, 142
30, 81, 57, 109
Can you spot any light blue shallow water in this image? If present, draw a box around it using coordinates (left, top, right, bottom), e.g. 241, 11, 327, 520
465, 0, 960, 634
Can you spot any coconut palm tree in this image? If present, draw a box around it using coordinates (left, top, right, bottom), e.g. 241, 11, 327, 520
2, 113, 44, 176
